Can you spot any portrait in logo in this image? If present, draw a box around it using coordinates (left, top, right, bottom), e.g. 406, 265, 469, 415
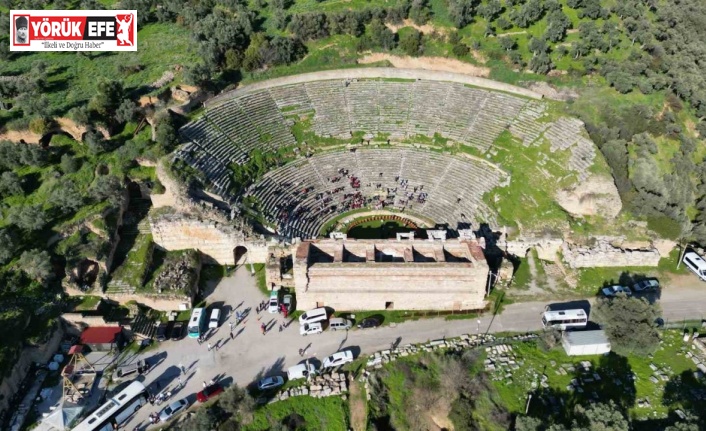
14, 15, 30, 45
115, 13, 134, 46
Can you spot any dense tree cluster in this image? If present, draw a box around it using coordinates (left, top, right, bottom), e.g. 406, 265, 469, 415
516, 401, 630, 431
593, 295, 661, 357
577, 102, 700, 241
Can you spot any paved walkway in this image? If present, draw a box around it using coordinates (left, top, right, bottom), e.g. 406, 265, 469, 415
206, 67, 543, 107
121, 267, 706, 430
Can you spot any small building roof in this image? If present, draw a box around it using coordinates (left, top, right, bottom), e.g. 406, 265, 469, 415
80, 326, 122, 344
563, 330, 609, 346
68, 345, 84, 355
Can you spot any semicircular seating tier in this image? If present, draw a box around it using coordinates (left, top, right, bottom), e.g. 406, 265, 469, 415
247, 148, 507, 239
175, 74, 597, 217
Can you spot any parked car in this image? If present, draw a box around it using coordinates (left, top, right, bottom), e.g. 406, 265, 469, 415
322, 351, 354, 368
159, 398, 189, 422
357, 317, 382, 329
155, 323, 168, 342
601, 285, 632, 297
282, 294, 295, 313
170, 322, 185, 340
287, 361, 317, 380
268, 290, 280, 313
113, 360, 147, 381
329, 317, 353, 331
197, 383, 224, 402
299, 321, 325, 336
633, 278, 660, 292
257, 375, 284, 391
298, 307, 328, 325
209, 308, 221, 329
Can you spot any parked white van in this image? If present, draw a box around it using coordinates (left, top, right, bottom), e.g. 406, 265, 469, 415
683, 252, 706, 281
208, 308, 221, 329
298, 307, 328, 325
287, 361, 317, 380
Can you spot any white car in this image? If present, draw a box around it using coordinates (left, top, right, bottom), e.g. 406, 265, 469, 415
268, 290, 279, 313
159, 398, 189, 422
257, 375, 284, 391
287, 361, 317, 380
322, 351, 354, 368
601, 285, 632, 297
299, 321, 324, 336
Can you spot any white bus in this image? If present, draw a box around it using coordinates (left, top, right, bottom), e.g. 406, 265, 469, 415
541, 309, 588, 330
72, 381, 148, 431
187, 307, 205, 339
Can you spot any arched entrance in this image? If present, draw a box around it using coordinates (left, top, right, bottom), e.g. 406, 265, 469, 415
234, 246, 248, 265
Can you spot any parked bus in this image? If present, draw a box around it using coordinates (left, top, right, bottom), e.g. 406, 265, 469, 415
72, 381, 148, 431
541, 308, 588, 330
187, 308, 205, 339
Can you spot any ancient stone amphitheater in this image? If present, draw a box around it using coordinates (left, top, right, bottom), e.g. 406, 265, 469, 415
176, 69, 596, 238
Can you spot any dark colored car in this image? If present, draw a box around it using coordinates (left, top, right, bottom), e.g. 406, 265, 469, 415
155, 323, 168, 342
357, 317, 381, 329
197, 383, 224, 402
633, 278, 660, 292
170, 322, 185, 340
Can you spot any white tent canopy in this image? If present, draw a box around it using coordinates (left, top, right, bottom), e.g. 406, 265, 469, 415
562, 330, 611, 356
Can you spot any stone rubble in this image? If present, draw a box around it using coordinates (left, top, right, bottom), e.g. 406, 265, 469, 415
273, 372, 348, 402
153, 250, 200, 295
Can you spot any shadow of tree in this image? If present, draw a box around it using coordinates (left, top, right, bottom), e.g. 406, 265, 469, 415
248, 356, 287, 403
522, 353, 637, 427
660, 369, 706, 427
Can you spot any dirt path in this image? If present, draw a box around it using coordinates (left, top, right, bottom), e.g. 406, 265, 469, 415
497, 31, 527, 37
0, 129, 41, 144
357, 53, 490, 77
348, 378, 367, 431
527, 252, 539, 291
385, 19, 448, 36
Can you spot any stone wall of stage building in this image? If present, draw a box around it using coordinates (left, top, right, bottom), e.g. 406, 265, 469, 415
503, 236, 672, 266
562, 236, 662, 268
504, 237, 564, 261
293, 239, 488, 311
149, 214, 270, 265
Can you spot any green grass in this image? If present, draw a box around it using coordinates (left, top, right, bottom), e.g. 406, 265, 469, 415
489, 330, 701, 422
484, 131, 573, 232
0, 23, 198, 115
336, 309, 420, 326
110, 234, 154, 289
70, 295, 102, 311
243, 395, 348, 431
253, 263, 268, 296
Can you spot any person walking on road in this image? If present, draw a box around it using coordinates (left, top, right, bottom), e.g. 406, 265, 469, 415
230, 331, 235, 340
298, 348, 303, 357
179, 363, 185, 375
261, 322, 266, 335
207, 342, 212, 351
229, 322, 234, 332
203, 381, 207, 388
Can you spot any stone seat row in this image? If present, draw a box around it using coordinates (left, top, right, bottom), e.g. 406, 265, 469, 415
259, 79, 531, 151
246, 149, 505, 238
